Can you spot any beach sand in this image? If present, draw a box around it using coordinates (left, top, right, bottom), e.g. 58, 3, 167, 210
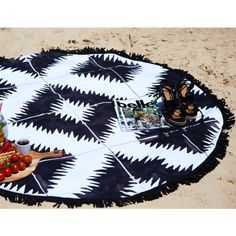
0, 28, 235, 209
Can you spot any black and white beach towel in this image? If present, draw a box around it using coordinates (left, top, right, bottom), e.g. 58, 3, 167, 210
0, 48, 234, 207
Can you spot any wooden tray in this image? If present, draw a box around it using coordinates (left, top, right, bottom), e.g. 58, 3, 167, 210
1, 149, 64, 183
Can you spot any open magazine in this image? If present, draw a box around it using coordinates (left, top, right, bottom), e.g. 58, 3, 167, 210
113, 96, 165, 131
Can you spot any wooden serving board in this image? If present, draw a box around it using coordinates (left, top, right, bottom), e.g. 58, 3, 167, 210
1, 149, 64, 183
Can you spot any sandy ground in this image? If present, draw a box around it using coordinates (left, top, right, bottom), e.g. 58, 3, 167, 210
0, 28, 235, 209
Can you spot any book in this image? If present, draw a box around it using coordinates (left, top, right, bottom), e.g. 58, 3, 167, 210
113, 95, 164, 131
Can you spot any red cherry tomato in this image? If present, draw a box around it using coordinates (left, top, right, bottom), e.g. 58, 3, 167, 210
11, 154, 19, 163
0, 163, 5, 170
23, 155, 32, 165
17, 153, 24, 159
4, 158, 11, 166
3, 167, 12, 177
10, 163, 19, 174
0, 171, 5, 181
4, 147, 13, 152
1, 141, 12, 152
18, 161, 26, 171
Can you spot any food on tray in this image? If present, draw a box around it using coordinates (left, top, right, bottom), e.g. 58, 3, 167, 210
0, 140, 32, 181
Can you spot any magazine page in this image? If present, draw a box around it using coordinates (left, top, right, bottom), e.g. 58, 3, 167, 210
113, 95, 165, 131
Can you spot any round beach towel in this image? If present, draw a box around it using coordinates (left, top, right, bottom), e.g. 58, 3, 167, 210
0, 48, 234, 207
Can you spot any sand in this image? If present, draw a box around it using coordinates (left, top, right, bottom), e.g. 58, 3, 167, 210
0, 28, 235, 209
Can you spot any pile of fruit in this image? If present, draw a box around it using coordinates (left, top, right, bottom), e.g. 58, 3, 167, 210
0, 141, 32, 181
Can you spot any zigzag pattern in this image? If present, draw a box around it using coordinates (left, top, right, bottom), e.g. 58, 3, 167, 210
0, 174, 46, 195
1, 51, 68, 77
0, 57, 37, 77
0, 78, 17, 99
113, 152, 193, 186
34, 155, 76, 191
9, 84, 117, 143
29, 51, 68, 75
71, 54, 142, 83
137, 117, 220, 154
74, 154, 134, 200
